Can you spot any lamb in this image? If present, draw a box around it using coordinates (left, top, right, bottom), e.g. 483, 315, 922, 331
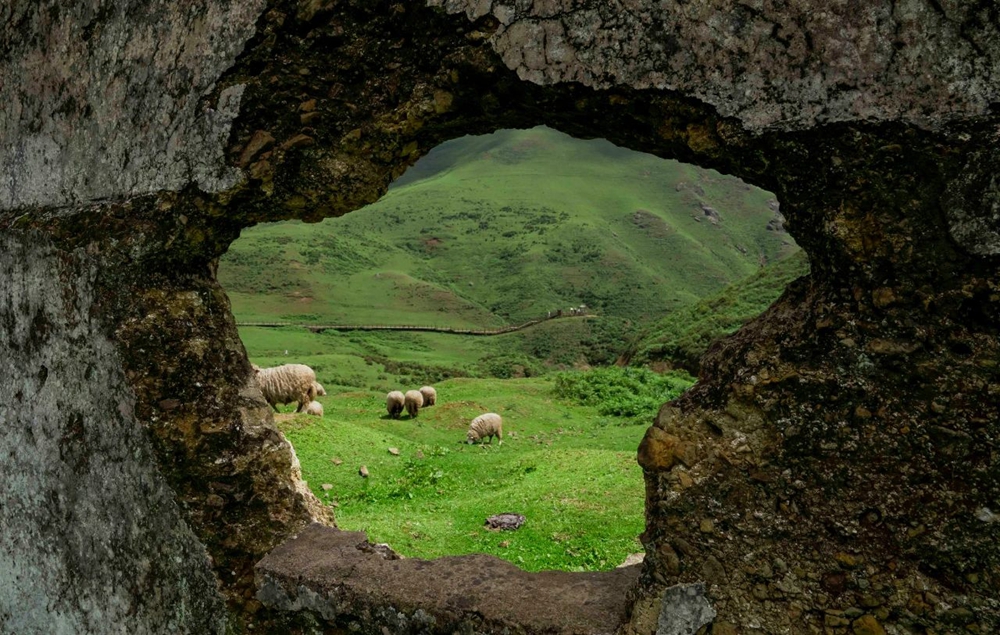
466, 413, 503, 445
386, 391, 405, 418
404, 390, 424, 418
253, 363, 317, 413
312, 381, 327, 397
419, 385, 437, 407
305, 400, 324, 416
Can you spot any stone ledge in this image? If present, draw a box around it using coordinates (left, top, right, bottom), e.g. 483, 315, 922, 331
255, 523, 640, 634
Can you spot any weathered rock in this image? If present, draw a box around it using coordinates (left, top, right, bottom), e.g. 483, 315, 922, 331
0, 235, 227, 633
638, 427, 681, 472
0, 0, 264, 209
2, 0, 999, 633
485, 513, 526, 531
618, 552, 645, 568
238, 130, 277, 168
852, 614, 887, 635
656, 583, 716, 635
257, 524, 639, 634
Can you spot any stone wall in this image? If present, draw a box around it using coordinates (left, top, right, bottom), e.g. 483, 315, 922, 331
0, 233, 225, 634
1, 0, 997, 633
0, 0, 263, 209
432, 0, 1000, 131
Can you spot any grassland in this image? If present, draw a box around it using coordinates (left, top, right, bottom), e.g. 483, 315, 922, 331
220, 126, 796, 329
623, 250, 811, 372
276, 373, 691, 572
226, 126, 802, 571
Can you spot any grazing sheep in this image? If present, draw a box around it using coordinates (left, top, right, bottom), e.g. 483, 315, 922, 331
466, 413, 503, 445
253, 363, 317, 413
305, 400, 324, 416
386, 391, 405, 419
312, 381, 327, 397
404, 390, 424, 418
419, 385, 437, 407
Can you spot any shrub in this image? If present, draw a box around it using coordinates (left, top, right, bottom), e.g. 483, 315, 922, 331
554, 367, 694, 424
476, 353, 544, 379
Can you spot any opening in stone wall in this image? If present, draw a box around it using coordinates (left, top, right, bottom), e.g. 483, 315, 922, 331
217, 126, 807, 572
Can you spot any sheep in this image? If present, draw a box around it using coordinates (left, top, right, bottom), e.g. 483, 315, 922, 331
419, 385, 437, 407
305, 400, 324, 416
312, 381, 327, 397
386, 391, 405, 418
466, 413, 503, 445
404, 390, 424, 418
253, 363, 317, 413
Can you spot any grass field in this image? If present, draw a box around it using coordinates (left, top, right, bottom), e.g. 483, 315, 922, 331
624, 250, 811, 372
275, 374, 691, 572
220, 126, 796, 330
228, 126, 801, 571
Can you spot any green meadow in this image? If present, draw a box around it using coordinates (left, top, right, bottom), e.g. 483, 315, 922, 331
224, 126, 804, 570
220, 126, 796, 330
274, 372, 691, 572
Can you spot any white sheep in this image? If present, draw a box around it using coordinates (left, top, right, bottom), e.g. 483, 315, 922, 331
312, 381, 327, 397
305, 400, 324, 416
466, 413, 503, 445
419, 385, 437, 406
404, 390, 424, 418
386, 391, 405, 418
253, 363, 317, 413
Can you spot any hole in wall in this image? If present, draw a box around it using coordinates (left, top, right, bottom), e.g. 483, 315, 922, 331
218, 125, 807, 572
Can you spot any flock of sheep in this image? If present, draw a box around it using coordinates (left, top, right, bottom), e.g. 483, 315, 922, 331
251, 363, 502, 444
385, 386, 436, 418
383, 386, 502, 444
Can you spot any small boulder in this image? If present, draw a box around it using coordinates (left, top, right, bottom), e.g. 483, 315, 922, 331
485, 513, 526, 531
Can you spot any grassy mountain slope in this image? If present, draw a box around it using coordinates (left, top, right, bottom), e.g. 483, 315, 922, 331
623, 250, 811, 373
219, 126, 796, 330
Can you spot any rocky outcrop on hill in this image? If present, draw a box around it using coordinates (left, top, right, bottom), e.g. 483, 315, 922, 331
1, 0, 997, 633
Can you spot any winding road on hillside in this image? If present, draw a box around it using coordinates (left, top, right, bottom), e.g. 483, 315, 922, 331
236, 312, 594, 336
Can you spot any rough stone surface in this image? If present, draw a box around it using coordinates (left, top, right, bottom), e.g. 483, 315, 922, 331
430, 0, 1000, 132
655, 583, 715, 635
1, 0, 999, 634
256, 523, 640, 634
0, 199, 331, 632
0, 0, 265, 208
0, 234, 226, 634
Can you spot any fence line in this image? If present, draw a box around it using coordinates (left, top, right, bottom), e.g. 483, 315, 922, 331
236, 313, 592, 336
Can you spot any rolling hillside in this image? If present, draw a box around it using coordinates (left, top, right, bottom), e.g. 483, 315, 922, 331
219, 126, 796, 332
622, 250, 811, 373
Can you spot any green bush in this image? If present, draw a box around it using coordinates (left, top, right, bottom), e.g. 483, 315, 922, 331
476, 353, 544, 379
553, 366, 694, 424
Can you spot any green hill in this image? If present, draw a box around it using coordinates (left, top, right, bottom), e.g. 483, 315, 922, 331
222, 128, 806, 571
622, 250, 811, 373
219, 126, 796, 333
